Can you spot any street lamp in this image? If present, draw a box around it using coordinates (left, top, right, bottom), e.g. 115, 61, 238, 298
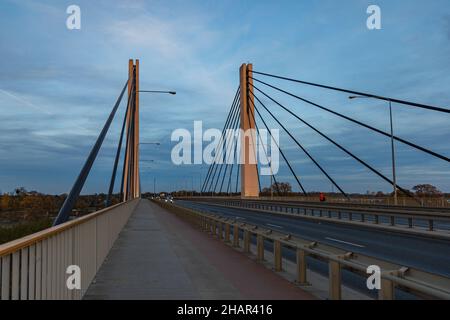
139, 90, 176, 95
139, 142, 160, 146
349, 96, 398, 205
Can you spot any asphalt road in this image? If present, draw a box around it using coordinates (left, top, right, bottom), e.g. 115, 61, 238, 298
176, 200, 450, 299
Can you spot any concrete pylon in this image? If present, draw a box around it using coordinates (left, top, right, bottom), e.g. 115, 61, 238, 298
122, 59, 140, 201
239, 63, 259, 198
133, 60, 140, 198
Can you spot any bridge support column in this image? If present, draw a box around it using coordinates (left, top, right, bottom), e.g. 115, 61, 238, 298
239, 63, 259, 198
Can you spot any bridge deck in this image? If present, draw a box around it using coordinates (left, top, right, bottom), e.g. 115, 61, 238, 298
84, 199, 313, 300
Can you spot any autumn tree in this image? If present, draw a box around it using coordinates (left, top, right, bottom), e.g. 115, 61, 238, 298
412, 184, 442, 197
265, 182, 292, 196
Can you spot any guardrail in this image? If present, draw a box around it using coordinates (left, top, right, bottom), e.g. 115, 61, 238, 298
199, 199, 450, 235
0, 199, 138, 300
178, 195, 450, 208
156, 201, 450, 300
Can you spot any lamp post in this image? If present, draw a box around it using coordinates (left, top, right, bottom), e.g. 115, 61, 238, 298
139, 90, 174, 197
139, 142, 160, 146
139, 90, 176, 95
349, 96, 398, 205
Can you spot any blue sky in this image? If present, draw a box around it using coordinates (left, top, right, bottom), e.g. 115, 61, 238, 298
0, 0, 449, 195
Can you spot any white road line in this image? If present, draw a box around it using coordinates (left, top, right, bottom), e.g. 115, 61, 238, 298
266, 223, 283, 229
325, 237, 365, 248
235, 216, 246, 220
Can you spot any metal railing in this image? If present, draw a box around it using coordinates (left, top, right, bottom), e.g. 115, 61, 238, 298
0, 199, 138, 300
179, 195, 450, 208
198, 199, 450, 235
157, 201, 450, 300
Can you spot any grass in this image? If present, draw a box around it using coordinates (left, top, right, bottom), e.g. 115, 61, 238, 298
0, 218, 53, 245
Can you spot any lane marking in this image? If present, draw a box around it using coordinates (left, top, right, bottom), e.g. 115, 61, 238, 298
235, 216, 246, 220
266, 223, 283, 229
325, 237, 365, 248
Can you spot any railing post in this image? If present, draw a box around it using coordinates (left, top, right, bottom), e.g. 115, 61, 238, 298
218, 222, 223, 240
243, 230, 251, 253
256, 234, 264, 261
233, 225, 240, 247
1, 255, 11, 300
379, 278, 395, 300
224, 224, 231, 243
211, 220, 216, 236
328, 260, 341, 300
273, 240, 282, 272
296, 248, 308, 285
202, 217, 206, 231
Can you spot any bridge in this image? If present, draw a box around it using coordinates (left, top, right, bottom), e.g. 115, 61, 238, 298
0, 60, 449, 300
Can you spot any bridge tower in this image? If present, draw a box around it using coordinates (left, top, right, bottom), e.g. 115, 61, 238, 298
239, 63, 259, 198
122, 59, 140, 201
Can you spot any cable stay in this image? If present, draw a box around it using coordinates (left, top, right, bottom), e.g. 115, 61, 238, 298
246, 99, 283, 196
245, 93, 262, 194
250, 84, 414, 198
107, 80, 135, 206
201, 88, 240, 193
250, 91, 349, 198
214, 101, 241, 193
250, 77, 450, 163
251, 70, 450, 114
247, 94, 306, 195
205, 95, 240, 194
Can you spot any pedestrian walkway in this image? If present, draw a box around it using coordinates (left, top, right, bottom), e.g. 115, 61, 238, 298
84, 199, 314, 300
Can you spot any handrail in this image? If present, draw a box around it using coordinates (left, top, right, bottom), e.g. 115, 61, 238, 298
0, 199, 139, 300
0, 201, 132, 257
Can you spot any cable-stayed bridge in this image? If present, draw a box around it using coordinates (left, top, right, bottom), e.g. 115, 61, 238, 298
0, 60, 449, 300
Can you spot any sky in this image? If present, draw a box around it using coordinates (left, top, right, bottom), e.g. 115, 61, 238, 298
0, 0, 449, 195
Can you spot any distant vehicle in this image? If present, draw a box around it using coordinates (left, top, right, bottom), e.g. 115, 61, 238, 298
158, 193, 173, 203
319, 192, 326, 202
